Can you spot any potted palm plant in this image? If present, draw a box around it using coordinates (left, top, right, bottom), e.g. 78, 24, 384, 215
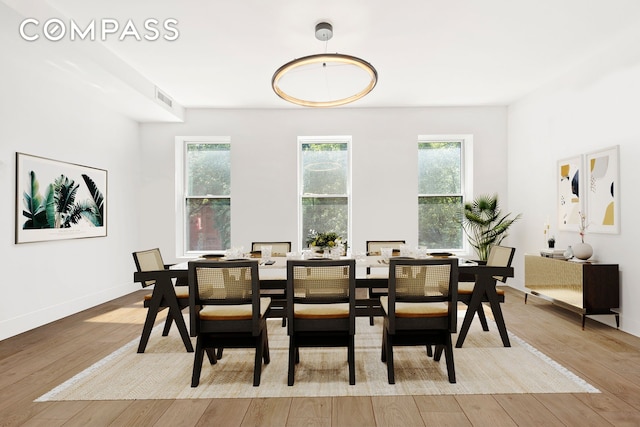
462, 194, 521, 261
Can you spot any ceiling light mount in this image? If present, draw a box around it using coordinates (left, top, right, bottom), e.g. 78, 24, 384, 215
272, 22, 377, 108
315, 22, 333, 41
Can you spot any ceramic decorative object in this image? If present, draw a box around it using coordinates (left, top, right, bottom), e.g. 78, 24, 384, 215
572, 242, 593, 260
564, 246, 573, 259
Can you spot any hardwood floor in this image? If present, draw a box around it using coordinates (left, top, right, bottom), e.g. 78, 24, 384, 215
2, 287, 640, 426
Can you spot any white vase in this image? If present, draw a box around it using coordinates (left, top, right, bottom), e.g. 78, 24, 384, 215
572, 242, 593, 260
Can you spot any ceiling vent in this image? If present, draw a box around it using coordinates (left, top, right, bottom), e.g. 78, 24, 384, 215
155, 88, 173, 108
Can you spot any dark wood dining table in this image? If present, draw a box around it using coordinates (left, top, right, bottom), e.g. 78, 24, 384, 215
134, 256, 513, 351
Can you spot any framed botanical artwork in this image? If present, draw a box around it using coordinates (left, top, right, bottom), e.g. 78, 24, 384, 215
585, 145, 620, 234
15, 153, 107, 243
557, 155, 583, 231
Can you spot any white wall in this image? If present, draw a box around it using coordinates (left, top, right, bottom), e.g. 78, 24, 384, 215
507, 27, 640, 335
0, 6, 141, 340
2, 0, 508, 340
139, 106, 508, 259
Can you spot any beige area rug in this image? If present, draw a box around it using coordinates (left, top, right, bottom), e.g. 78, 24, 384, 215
37, 315, 598, 401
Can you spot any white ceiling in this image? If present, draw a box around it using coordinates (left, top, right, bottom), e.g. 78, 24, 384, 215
6, 0, 640, 116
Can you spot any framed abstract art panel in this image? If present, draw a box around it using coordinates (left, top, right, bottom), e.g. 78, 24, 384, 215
585, 145, 620, 234
557, 155, 582, 232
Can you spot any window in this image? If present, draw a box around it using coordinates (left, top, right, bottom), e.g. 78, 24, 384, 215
176, 137, 231, 256
418, 136, 472, 251
299, 137, 351, 249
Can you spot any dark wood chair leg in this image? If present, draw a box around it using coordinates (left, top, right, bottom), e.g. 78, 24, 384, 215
288, 336, 296, 386
205, 348, 217, 364
433, 344, 444, 361
369, 288, 376, 325
263, 329, 270, 364
137, 299, 161, 353
485, 287, 511, 347
348, 335, 355, 385
163, 290, 194, 353
476, 304, 490, 331
386, 333, 395, 384
191, 336, 205, 387
216, 348, 223, 359
162, 311, 174, 336
253, 335, 263, 387
445, 335, 456, 383
456, 283, 484, 348
381, 327, 387, 362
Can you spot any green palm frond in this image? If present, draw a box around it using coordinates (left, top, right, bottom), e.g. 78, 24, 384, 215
78, 201, 102, 226
54, 175, 79, 214
82, 174, 104, 226
53, 175, 81, 228
462, 194, 521, 261
22, 172, 55, 229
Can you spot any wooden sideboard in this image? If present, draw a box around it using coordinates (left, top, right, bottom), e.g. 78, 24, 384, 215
524, 254, 620, 329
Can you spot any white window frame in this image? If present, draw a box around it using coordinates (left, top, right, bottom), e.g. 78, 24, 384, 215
175, 136, 231, 258
417, 134, 473, 255
297, 136, 352, 251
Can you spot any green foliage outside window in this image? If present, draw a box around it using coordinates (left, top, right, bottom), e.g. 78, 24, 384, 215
300, 142, 349, 248
187, 143, 230, 196
418, 141, 464, 250
302, 197, 348, 248
186, 143, 231, 251
418, 196, 463, 250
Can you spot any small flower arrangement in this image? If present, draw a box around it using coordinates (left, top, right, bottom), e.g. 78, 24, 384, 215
578, 211, 589, 243
306, 230, 346, 250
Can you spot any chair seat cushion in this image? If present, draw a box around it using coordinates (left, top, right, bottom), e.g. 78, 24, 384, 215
144, 285, 189, 301
294, 303, 350, 319
458, 282, 505, 296
199, 297, 271, 320
458, 282, 475, 295
380, 297, 449, 318
175, 286, 190, 298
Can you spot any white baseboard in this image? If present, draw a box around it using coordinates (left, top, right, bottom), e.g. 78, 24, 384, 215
0, 282, 138, 341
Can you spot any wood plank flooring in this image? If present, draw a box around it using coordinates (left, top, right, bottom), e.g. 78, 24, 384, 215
2, 287, 640, 426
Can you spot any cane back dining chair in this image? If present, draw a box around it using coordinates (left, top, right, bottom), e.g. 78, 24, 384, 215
365, 240, 406, 325
366, 240, 406, 257
286, 259, 357, 386
188, 260, 271, 387
251, 241, 292, 257
132, 248, 193, 353
457, 246, 515, 335
381, 258, 458, 384
251, 241, 291, 326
